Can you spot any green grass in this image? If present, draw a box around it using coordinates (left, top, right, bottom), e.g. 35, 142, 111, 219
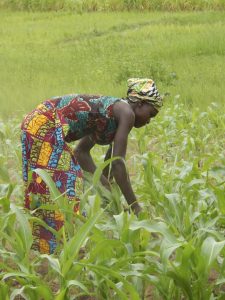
0, 10, 225, 117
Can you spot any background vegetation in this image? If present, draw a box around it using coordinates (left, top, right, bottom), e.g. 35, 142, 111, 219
0, 10, 225, 117
1, 0, 225, 12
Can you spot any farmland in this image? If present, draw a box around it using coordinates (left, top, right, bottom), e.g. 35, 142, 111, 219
0, 10, 225, 115
0, 8, 225, 300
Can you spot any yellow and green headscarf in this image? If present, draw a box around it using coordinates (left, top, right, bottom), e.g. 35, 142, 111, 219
127, 78, 163, 111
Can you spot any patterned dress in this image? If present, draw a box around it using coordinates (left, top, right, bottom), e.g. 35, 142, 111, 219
21, 94, 121, 254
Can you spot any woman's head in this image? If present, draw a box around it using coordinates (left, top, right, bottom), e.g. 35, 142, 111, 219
127, 78, 163, 111
126, 78, 162, 127
132, 101, 158, 128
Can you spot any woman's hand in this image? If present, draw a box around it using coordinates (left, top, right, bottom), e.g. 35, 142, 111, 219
131, 202, 142, 216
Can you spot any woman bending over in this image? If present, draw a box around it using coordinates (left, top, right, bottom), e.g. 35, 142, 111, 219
21, 78, 163, 254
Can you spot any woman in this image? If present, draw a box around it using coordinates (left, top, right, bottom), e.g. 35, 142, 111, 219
21, 78, 163, 254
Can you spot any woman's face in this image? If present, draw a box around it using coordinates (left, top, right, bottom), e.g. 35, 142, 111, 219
134, 102, 158, 128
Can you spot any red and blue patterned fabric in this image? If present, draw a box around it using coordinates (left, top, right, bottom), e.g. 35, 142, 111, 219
21, 94, 120, 254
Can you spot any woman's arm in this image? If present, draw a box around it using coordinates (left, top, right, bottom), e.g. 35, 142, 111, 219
111, 103, 141, 215
102, 144, 113, 181
74, 136, 110, 189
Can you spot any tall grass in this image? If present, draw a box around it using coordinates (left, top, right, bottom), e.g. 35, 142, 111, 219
1, 0, 225, 12
0, 11, 225, 117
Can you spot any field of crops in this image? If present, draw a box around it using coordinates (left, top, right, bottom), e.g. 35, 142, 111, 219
1, 100, 225, 299
0, 8, 225, 300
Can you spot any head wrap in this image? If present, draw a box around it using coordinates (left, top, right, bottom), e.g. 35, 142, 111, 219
127, 78, 163, 111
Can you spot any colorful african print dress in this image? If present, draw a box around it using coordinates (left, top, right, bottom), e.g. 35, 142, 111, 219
21, 94, 120, 254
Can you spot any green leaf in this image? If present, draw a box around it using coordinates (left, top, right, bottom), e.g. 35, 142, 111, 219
160, 239, 184, 268
167, 268, 193, 300
33, 286, 53, 299
0, 165, 10, 182
187, 178, 205, 187
179, 241, 195, 275
215, 277, 225, 285
60, 208, 103, 277
130, 220, 177, 244
198, 237, 225, 275
92, 156, 121, 186
55, 289, 67, 300
66, 280, 88, 293
89, 239, 126, 262
0, 282, 9, 300
40, 254, 62, 275
10, 286, 28, 300
34, 168, 61, 200
78, 263, 140, 300
29, 216, 59, 237
0, 197, 10, 213
215, 187, 225, 214
10, 204, 33, 253
3, 272, 36, 281
144, 275, 168, 298
21, 285, 53, 300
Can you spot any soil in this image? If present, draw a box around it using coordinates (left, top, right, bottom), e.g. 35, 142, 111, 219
144, 285, 155, 299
